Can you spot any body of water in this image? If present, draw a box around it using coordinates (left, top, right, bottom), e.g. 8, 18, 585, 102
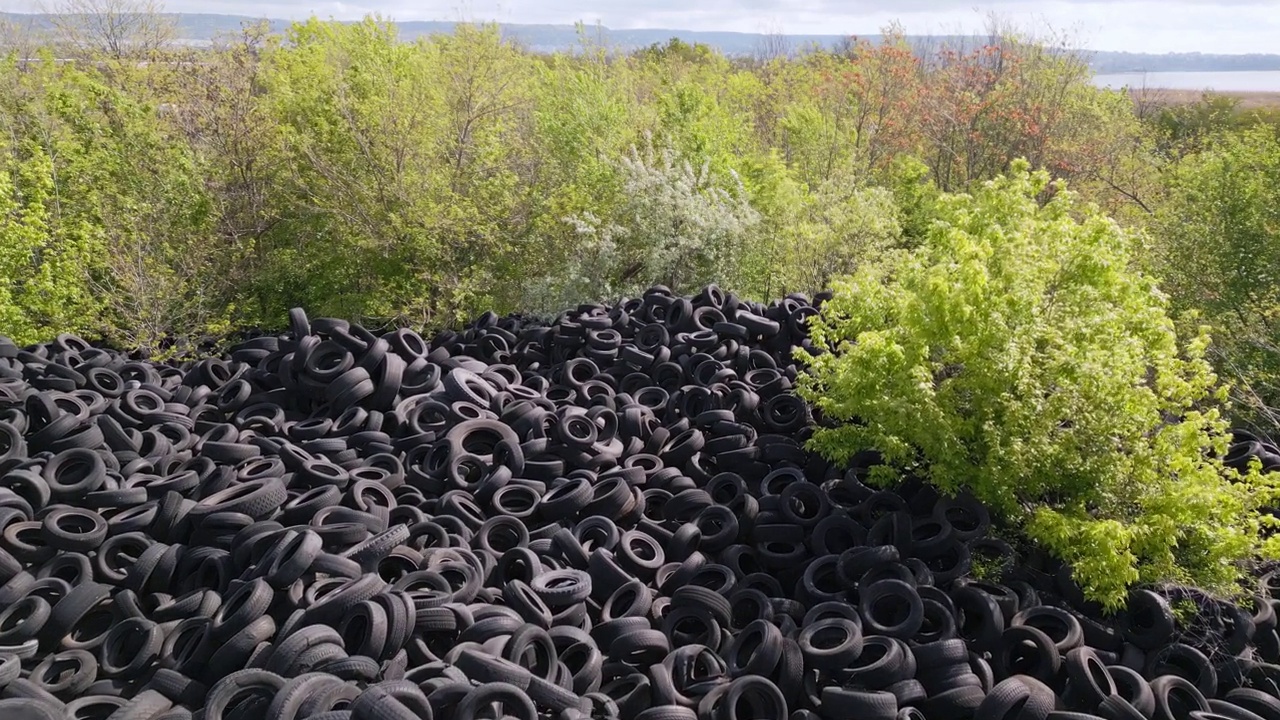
1092, 70, 1280, 92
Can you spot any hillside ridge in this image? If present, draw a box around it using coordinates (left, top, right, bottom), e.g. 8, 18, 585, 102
3, 11, 1280, 72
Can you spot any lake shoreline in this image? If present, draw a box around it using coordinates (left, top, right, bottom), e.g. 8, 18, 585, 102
1124, 88, 1280, 109
1091, 70, 1280, 108
1093, 70, 1280, 93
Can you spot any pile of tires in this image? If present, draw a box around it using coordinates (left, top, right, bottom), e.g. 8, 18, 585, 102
1226, 431, 1280, 474
0, 284, 1277, 720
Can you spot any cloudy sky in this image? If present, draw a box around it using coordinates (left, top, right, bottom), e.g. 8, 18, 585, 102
7, 0, 1280, 54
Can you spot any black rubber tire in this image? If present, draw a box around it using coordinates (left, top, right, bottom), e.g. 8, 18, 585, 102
843, 636, 913, 690
0, 596, 49, 645
530, 569, 592, 607
1098, 695, 1149, 720
64, 695, 128, 719
145, 668, 208, 707
1107, 665, 1156, 718
262, 672, 344, 720
29, 649, 97, 696
1225, 689, 1280, 720
99, 617, 162, 680
1209, 699, 1270, 720
1145, 643, 1217, 698
1151, 675, 1210, 720
953, 583, 1006, 652
977, 676, 1057, 720
798, 617, 863, 671
636, 707, 697, 720
189, 479, 287, 520
917, 686, 986, 720
996, 626, 1061, 685
1124, 590, 1176, 651
348, 682, 431, 720
1012, 605, 1084, 654
0, 698, 63, 720
715, 676, 788, 720
886, 679, 927, 707
199, 669, 283, 720
95, 689, 171, 720
39, 508, 107, 553
209, 579, 274, 642
1064, 647, 1118, 712
818, 688, 897, 720
454, 682, 537, 720
42, 581, 112, 649
860, 580, 924, 640
913, 639, 970, 670
727, 619, 784, 677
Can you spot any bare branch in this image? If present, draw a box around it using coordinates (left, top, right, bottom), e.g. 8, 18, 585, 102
42, 0, 175, 59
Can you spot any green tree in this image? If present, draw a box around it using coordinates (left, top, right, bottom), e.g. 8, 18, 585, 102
0, 52, 227, 352
0, 138, 103, 344
518, 45, 642, 310
636, 38, 721, 66
0, 15, 1192, 359
797, 161, 1280, 608
739, 154, 904, 299
1151, 126, 1280, 433
45, 0, 176, 60
1151, 93, 1243, 156
258, 20, 524, 325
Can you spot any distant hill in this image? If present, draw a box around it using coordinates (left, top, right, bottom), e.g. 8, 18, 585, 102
4, 12, 1280, 73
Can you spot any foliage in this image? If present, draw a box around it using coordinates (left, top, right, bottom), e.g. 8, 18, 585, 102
636, 38, 721, 66
1150, 126, 1280, 433
257, 19, 530, 326
0, 56, 109, 345
0, 52, 229, 353
1142, 93, 1280, 159
6, 12, 1280, 608
877, 155, 939, 243
1151, 93, 1245, 155
546, 139, 761, 308
0, 133, 103, 345
796, 161, 1280, 609
0, 16, 1175, 351
156, 22, 285, 332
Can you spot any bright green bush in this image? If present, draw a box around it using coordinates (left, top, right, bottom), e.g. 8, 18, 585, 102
0, 137, 103, 345
797, 160, 1280, 609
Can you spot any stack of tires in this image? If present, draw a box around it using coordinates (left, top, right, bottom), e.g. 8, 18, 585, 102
0, 285, 1276, 720
1226, 430, 1280, 474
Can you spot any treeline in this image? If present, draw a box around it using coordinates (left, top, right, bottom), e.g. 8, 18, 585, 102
1, 17, 1278, 430
0, 20, 1144, 341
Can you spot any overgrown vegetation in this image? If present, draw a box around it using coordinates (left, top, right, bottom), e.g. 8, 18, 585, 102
797, 163, 1280, 608
0, 16, 1147, 343
1149, 126, 1280, 435
4, 9, 1280, 605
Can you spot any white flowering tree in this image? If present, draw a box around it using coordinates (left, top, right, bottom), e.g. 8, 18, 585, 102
535, 138, 760, 311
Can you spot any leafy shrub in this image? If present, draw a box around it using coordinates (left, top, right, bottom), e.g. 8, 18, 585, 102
0, 53, 230, 353
1150, 126, 1280, 435
734, 150, 908, 299
797, 160, 1280, 609
541, 139, 761, 309
0, 139, 103, 345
